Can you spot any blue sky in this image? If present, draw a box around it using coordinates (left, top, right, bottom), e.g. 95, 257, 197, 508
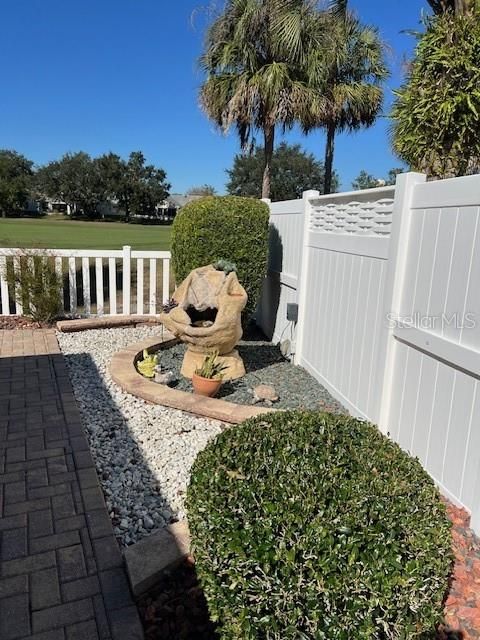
0, 0, 428, 194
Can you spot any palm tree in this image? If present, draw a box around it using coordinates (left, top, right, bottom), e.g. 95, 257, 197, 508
427, 0, 478, 14
301, 1, 388, 194
200, 0, 322, 199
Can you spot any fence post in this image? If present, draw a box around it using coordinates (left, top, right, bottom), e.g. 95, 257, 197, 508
122, 245, 131, 315
0, 257, 10, 315
257, 198, 272, 332
471, 471, 480, 533
294, 190, 319, 365
162, 257, 170, 304
377, 172, 427, 431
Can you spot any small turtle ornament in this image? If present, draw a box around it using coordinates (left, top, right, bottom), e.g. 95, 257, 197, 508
251, 384, 279, 406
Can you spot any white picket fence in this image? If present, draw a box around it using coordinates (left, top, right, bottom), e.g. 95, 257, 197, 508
0, 246, 171, 317
258, 173, 480, 534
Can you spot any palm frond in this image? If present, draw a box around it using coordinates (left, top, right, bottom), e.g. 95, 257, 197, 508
298, 1, 388, 133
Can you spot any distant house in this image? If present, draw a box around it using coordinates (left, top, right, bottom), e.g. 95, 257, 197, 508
96, 194, 202, 222
44, 198, 71, 215
167, 194, 203, 209
36, 193, 202, 221
152, 194, 204, 222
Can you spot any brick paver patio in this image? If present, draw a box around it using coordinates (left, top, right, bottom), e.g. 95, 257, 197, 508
0, 330, 143, 640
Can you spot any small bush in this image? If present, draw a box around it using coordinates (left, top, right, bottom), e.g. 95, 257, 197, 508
171, 196, 269, 320
187, 411, 452, 639
6, 251, 63, 322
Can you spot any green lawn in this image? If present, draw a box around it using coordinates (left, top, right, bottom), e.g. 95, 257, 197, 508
0, 216, 172, 250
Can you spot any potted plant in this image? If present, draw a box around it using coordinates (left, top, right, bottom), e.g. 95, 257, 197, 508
192, 351, 227, 397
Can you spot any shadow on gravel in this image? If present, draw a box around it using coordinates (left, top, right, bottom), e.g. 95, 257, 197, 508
62, 351, 219, 638
237, 341, 285, 373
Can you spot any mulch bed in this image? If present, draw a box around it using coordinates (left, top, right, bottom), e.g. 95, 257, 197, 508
137, 499, 480, 640
0, 315, 54, 330
440, 500, 480, 639
138, 556, 217, 640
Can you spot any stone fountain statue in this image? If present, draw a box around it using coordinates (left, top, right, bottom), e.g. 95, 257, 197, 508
159, 264, 248, 380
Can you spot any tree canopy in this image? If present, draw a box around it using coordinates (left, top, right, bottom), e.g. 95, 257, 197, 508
352, 167, 404, 190
117, 152, 170, 222
300, 1, 388, 194
199, 0, 321, 199
0, 150, 34, 218
227, 142, 338, 200
427, 0, 479, 14
186, 184, 217, 196
391, 12, 480, 178
351, 170, 380, 191
36, 152, 103, 218
36, 151, 170, 221
200, 0, 388, 198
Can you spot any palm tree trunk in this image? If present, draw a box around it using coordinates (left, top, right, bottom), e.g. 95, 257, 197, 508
323, 123, 336, 195
262, 125, 275, 199
428, 0, 472, 13
455, 0, 466, 13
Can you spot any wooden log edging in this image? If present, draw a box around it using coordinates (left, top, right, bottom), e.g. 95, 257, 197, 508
56, 315, 163, 332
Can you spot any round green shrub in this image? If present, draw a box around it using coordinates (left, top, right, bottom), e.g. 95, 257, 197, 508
187, 411, 452, 639
171, 196, 270, 320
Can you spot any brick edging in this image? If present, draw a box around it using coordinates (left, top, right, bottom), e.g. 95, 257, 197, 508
110, 336, 273, 424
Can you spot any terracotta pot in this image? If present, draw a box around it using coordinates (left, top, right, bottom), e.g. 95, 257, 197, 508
192, 373, 222, 397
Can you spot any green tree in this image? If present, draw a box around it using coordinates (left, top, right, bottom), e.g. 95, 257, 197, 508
351, 170, 379, 190
95, 152, 125, 203
199, 0, 321, 199
92, 151, 171, 222
124, 151, 170, 221
385, 167, 404, 185
186, 185, 217, 197
391, 13, 480, 178
227, 142, 338, 200
37, 152, 103, 218
301, 1, 388, 194
352, 167, 404, 190
427, 0, 479, 15
0, 150, 34, 217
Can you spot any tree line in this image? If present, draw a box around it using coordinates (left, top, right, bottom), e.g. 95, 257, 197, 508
200, 0, 388, 198
200, 0, 480, 198
0, 149, 170, 221
0, 142, 407, 218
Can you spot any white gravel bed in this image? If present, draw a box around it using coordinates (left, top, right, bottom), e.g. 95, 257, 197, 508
56, 327, 222, 546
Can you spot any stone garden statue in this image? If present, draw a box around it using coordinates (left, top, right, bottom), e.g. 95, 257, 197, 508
159, 264, 247, 380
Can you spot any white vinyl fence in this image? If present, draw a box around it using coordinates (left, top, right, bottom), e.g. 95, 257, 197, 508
0, 246, 171, 317
258, 173, 480, 533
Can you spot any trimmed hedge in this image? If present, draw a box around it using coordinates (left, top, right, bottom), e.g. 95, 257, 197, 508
187, 411, 452, 639
171, 196, 269, 320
